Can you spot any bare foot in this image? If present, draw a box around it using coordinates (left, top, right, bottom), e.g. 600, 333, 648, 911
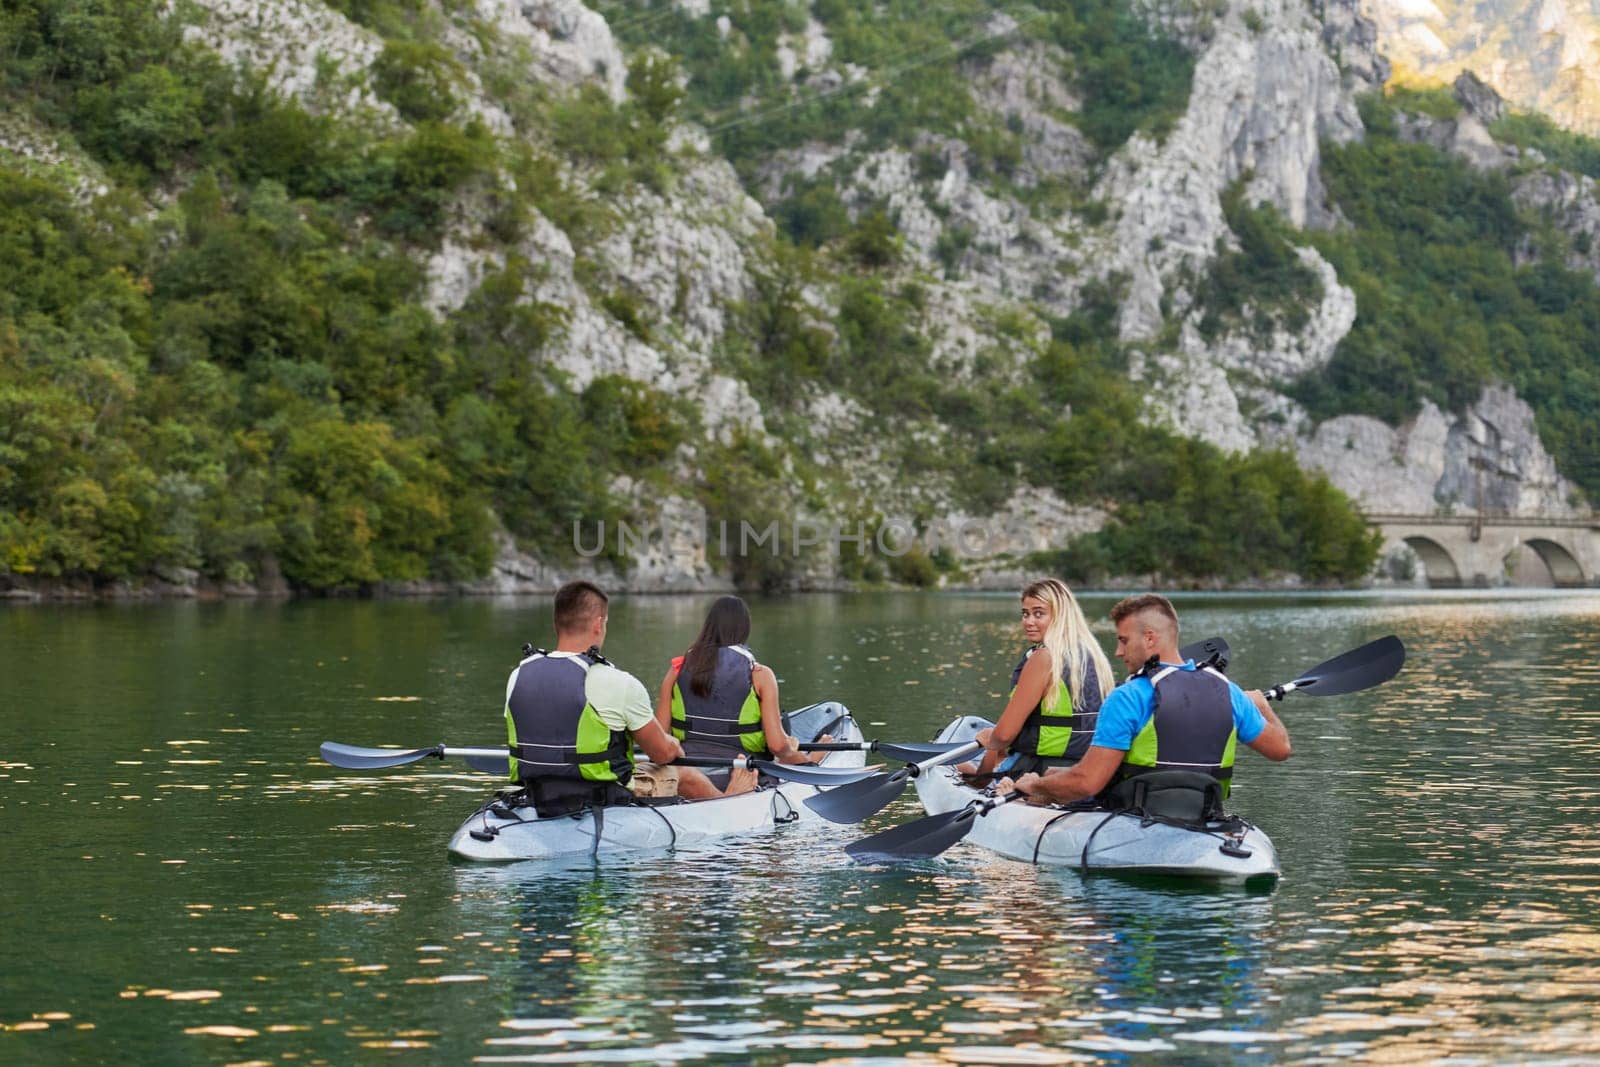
723, 765, 759, 796
953, 761, 977, 776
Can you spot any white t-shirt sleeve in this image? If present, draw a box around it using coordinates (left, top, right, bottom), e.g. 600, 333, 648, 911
584, 664, 657, 733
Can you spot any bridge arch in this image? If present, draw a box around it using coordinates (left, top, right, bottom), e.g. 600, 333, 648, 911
1524, 538, 1586, 587
1403, 536, 1462, 588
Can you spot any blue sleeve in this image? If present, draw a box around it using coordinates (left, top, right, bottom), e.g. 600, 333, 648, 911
1230, 681, 1266, 744
1090, 679, 1153, 752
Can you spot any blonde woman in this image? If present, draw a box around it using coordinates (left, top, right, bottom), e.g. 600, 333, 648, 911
968, 578, 1116, 779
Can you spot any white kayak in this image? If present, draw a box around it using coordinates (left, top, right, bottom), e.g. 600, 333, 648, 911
448, 701, 867, 862
914, 716, 1281, 884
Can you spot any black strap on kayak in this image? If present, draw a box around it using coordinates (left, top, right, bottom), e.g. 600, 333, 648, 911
469, 789, 536, 842
638, 804, 678, 850
1025, 798, 1102, 865
1078, 811, 1122, 871
1032, 809, 1074, 865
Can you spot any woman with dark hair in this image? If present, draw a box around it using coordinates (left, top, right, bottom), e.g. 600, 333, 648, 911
654, 596, 830, 764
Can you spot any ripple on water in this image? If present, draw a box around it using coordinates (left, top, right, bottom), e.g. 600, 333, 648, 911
10, 592, 1600, 1063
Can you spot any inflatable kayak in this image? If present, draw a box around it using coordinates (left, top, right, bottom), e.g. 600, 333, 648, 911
913, 716, 1280, 883
447, 701, 867, 862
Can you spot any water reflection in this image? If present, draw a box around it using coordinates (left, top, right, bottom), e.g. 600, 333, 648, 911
7, 592, 1600, 1062
445, 851, 1293, 1063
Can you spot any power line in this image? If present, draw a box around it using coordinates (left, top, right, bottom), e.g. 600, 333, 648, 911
704, 5, 1047, 137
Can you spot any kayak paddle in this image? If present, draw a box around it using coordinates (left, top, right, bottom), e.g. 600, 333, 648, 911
668, 754, 884, 785
320, 742, 510, 773
1180, 635, 1230, 671
1262, 634, 1405, 699
319, 741, 881, 785
845, 791, 1029, 862
803, 741, 983, 824
788, 740, 970, 760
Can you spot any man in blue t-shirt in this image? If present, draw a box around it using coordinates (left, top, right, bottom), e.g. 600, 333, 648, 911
1001, 593, 1291, 806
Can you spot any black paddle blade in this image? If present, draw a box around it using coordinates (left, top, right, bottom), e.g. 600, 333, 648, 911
804, 768, 912, 824
463, 753, 511, 776
845, 805, 977, 862
1293, 635, 1405, 696
755, 761, 883, 786
1179, 635, 1230, 672
873, 741, 969, 762
319, 742, 441, 769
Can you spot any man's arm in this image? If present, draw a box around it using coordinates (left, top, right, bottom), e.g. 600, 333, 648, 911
631, 718, 684, 764
1004, 746, 1124, 805
1242, 688, 1292, 761
589, 665, 685, 764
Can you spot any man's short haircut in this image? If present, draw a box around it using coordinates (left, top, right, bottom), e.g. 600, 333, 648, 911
554, 580, 608, 634
1110, 593, 1178, 630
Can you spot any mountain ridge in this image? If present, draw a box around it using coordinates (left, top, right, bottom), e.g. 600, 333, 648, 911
2, 0, 1597, 597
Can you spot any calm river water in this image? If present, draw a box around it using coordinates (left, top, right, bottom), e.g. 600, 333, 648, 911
3, 590, 1599, 1063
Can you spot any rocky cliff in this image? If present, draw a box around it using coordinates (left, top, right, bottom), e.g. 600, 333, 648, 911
7, 0, 1596, 597
1364, 0, 1600, 137
175, 0, 1600, 586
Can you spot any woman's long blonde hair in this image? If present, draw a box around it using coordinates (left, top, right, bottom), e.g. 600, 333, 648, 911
1022, 578, 1113, 713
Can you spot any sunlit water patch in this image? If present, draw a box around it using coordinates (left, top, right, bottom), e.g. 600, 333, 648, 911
4, 592, 1600, 1060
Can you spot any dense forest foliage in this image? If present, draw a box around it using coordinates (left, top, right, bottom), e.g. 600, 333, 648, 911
1292, 93, 1600, 498
0, 0, 677, 587
26, 0, 1585, 593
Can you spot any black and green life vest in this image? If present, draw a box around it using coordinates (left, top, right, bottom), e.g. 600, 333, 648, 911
1116, 662, 1238, 798
504, 648, 634, 804
1008, 646, 1103, 762
670, 644, 767, 758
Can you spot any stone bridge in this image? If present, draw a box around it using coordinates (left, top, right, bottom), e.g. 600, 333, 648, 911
1366, 513, 1600, 587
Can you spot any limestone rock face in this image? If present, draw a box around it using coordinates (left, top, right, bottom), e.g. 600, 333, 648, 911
1453, 70, 1509, 124
1392, 107, 1518, 172
935, 488, 1109, 590
1102, 1, 1367, 341
1316, 0, 1392, 89
548, 157, 771, 441
475, 498, 735, 595
1244, 248, 1357, 383
1362, 0, 1600, 137
1512, 168, 1600, 281
184, 0, 396, 123
1294, 385, 1582, 516
482, 0, 629, 101
1137, 352, 1258, 455
965, 42, 1095, 183
776, 18, 833, 81
0, 111, 110, 201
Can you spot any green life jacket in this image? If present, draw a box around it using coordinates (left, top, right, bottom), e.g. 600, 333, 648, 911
504, 648, 634, 804
670, 644, 768, 758
1008, 646, 1104, 761
1118, 662, 1238, 798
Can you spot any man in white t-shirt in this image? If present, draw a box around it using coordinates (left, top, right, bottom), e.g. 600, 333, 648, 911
504, 581, 756, 806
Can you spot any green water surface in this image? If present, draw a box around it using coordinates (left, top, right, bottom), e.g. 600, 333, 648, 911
2, 591, 1598, 1063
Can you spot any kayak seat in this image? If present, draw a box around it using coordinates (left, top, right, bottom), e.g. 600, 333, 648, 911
1102, 770, 1225, 824
520, 780, 634, 818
